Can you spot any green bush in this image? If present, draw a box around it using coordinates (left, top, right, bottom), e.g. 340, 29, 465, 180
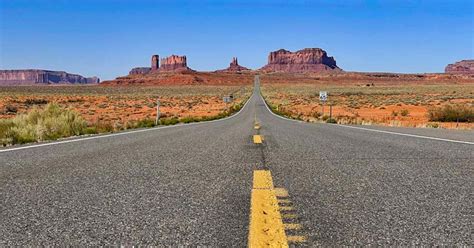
160, 117, 180, 126
326, 118, 337, 124
0, 103, 88, 145
135, 118, 156, 128
426, 122, 439, 128
428, 104, 474, 122
400, 109, 410, 116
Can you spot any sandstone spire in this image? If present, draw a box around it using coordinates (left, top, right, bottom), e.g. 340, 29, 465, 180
151, 55, 159, 71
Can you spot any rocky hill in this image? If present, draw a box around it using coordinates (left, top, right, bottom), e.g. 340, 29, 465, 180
160, 55, 193, 72
128, 54, 193, 75
445, 60, 474, 74
260, 48, 341, 73
216, 57, 251, 72
0, 70, 99, 85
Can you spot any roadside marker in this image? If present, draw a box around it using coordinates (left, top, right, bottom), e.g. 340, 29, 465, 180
248, 170, 288, 248
253, 135, 263, 144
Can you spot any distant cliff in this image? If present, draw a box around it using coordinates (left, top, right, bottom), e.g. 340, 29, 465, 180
445, 60, 474, 74
0, 70, 100, 85
260, 48, 341, 73
160, 55, 192, 72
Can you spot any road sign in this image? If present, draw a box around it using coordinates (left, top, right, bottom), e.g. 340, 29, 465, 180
223, 96, 232, 103
319, 91, 328, 102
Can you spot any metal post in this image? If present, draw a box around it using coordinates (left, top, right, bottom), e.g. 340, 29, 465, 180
155, 99, 160, 126
329, 104, 332, 120
321, 102, 324, 116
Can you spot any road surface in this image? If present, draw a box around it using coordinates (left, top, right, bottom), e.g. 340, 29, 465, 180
1, 79, 473, 246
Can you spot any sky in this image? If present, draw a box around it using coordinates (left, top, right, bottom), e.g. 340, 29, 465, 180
0, 0, 473, 80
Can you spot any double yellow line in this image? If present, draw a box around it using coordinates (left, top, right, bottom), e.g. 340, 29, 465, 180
248, 170, 289, 247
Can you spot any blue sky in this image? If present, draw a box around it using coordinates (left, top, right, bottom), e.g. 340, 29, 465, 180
1, 0, 473, 80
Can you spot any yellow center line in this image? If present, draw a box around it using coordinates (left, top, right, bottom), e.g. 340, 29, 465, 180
253, 135, 263, 144
248, 170, 289, 248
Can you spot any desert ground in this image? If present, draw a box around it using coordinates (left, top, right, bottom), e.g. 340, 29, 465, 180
260, 73, 474, 129
0, 84, 252, 129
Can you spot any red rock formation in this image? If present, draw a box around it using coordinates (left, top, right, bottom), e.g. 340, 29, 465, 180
445, 60, 474, 74
160, 55, 192, 72
216, 57, 251, 72
0, 70, 99, 85
151, 55, 159, 71
260, 48, 341, 73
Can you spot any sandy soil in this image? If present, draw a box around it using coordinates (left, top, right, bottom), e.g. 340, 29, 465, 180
0, 85, 252, 126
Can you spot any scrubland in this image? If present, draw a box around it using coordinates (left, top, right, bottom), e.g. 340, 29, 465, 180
261, 73, 474, 129
0, 85, 251, 146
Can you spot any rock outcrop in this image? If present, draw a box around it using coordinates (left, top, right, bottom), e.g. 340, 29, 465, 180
160, 55, 192, 72
0, 70, 100, 85
260, 48, 341, 73
216, 57, 250, 72
445, 60, 474, 74
151, 55, 159, 71
129, 67, 152, 75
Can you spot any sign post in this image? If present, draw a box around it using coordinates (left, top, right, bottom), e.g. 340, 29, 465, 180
223, 95, 232, 113
319, 91, 328, 115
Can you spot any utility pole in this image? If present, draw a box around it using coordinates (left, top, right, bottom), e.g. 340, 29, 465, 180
155, 98, 160, 126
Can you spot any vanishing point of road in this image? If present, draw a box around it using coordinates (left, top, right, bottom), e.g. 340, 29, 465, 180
1, 77, 473, 246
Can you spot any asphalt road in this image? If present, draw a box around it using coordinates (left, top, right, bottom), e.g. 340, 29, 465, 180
1, 83, 473, 246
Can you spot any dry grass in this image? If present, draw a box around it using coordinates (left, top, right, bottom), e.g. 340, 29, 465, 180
0, 85, 252, 146
0, 85, 252, 126
0, 103, 87, 145
261, 82, 474, 129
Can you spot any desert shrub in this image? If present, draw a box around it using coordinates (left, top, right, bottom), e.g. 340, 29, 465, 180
0, 120, 15, 146
5, 105, 18, 113
93, 121, 115, 133
134, 118, 156, 128
83, 126, 98, 134
391, 111, 398, 117
180, 116, 201, 124
426, 123, 439, 128
428, 104, 474, 122
160, 117, 179, 125
0, 103, 87, 145
400, 109, 409, 116
24, 98, 48, 105
97, 103, 108, 109
326, 118, 337, 124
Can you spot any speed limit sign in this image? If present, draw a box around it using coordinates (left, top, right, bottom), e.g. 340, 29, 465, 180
319, 91, 328, 102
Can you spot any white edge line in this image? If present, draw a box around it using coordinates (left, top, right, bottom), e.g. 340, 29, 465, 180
0, 95, 252, 153
260, 93, 474, 145
334, 124, 474, 145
